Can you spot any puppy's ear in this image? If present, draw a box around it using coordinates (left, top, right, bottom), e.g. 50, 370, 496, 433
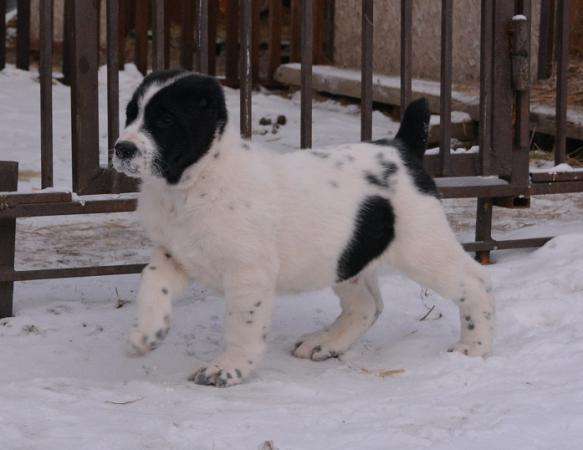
395, 97, 430, 161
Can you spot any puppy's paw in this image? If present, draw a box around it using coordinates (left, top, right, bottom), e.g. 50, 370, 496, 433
189, 354, 254, 387
447, 342, 491, 358
127, 324, 170, 356
293, 334, 343, 361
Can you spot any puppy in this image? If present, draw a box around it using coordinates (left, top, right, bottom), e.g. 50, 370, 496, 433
114, 70, 494, 387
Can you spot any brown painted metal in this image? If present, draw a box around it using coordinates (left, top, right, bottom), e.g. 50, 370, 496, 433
400, 0, 412, 116
530, 171, 583, 182
70, 0, 100, 195
225, 0, 239, 87
0, 191, 72, 207
252, 0, 261, 84
197, 0, 209, 74
240, 0, 253, 139
17, 0, 31, 70
313, 0, 325, 64
181, 0, 195, 70
462, 237, 553, 253
555, 0, 570, 165
290, 0, 301, 62
475, 198, 493, 263
479, 0, 493, 175
537, 0, 555, 80
360, 0, 373, 143
513, 0, 532, 189
164, 0, 171, 69
323, 0, 335, 64
268, 0, 282, 83
39, 0, 53, 189
0, 264, 147, 282
301, 0, 313, 149
439, 0, 453, 176
152, 0, 166, 71
107, 0, 120, 167
0, 0, 6, 70
0, 162, 18, 318
135, 0, 149, 75
208, 0, 218, 76
62, 0, 72, 83
118, 0, 127, 69
0, 197, 137, 219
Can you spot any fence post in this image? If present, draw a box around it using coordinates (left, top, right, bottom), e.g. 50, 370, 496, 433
0, 162, 18, 319
475, 198, 493, 264
16, 0, 31, 70
0, 0, 6, 70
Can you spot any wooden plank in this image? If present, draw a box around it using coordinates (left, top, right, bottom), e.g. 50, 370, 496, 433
361, 0, 373, 142
39, 0, 54, 188
135, 0, 149, 75
16, 0, 31, 70
0, 197, 138, 219
70, 0, 101, 195
462, 237, 552, 252
475, 198, 493, 263
435, 176, 517, 198
530, 170, 583, 182
0, 162, 18, 318
0, 191, 72, 207
301, 0, 313, 149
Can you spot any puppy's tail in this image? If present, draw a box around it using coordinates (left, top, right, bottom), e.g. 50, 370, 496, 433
395, 98, 430, 161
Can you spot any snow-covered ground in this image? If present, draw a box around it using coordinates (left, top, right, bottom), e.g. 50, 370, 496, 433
1, 66, 583, 450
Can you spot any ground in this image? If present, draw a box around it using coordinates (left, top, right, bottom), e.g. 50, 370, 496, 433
1, 66, 583, 450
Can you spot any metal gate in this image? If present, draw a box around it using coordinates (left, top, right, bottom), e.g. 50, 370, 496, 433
1, 0, 582, 318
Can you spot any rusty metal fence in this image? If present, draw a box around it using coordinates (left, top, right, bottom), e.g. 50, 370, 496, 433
1, 0, 582, 318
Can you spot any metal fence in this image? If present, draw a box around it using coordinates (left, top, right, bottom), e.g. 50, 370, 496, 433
1, 0, 582, 318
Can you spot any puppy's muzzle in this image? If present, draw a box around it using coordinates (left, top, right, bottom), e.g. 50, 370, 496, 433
114, 141, 139, 160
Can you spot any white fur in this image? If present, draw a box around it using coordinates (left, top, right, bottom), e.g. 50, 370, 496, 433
116, 84, 495, 387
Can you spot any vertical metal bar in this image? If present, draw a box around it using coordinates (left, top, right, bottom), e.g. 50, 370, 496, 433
62, 0, 72, 83
225, 0, 239, 87
107, 0, 119, 167
181, 0, 194, 70
475, 198, 493, 264
479, 0, 493, 175
252, 0, 261, 84
361, 0, 373, 142
555, 0, 569, 165
290, 0, 301, 62
152, 0, 165, 70
439, 0, 453, 176
0, 162, 18, 319
16, 0, 31, 70
400, 0, 412, 116
323, 0, 335, 64
301, 0, 313, 149
313, 0, 325, 64
135, 0, 149, 75
164, 0, 170, 69
118, 0, 126, 69
0, 0, 6, 70
268, 0, 282, 83
70, 0, 100, 194
513, 0, 531, 188
197, 0, 209, 74
538, 0, 555, 80
208, 0, 218, 75
491, 0, 515, 177
39, 0, 53, 188
240, 0, 252, 139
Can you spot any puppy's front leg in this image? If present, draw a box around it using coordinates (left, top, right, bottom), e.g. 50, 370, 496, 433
191, 269, 275, 387
128, 248, 189, 355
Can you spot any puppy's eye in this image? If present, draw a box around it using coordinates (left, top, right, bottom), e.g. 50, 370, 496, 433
156, 114, 173, 128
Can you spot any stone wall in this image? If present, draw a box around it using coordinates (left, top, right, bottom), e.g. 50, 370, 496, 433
334, 1, 541, 83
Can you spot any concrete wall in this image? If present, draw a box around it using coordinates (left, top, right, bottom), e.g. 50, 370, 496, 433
334, 1, 541, 83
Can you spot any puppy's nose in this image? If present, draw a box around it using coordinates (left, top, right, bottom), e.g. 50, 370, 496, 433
114, 141, 138, 159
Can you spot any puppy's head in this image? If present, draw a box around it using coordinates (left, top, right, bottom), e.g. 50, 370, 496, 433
113, 70, 227, 184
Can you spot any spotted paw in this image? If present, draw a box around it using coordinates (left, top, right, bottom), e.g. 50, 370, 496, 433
127, 325, 169, 356
447, 342, 490, 358
189, 358, 252, 387
293, 336, 343, 361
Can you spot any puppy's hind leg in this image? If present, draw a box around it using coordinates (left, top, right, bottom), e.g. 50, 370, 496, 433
388, 211, 494, 357
293, 268, 383, 361
128, 248, 189, 355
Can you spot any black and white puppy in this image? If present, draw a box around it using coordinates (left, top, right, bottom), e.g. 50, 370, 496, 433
114, 70, 494, 387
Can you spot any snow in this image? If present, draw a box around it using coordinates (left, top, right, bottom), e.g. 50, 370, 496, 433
2, 65, 583, 450
512, 14, 527, 21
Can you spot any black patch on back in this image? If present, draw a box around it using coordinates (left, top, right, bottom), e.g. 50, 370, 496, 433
373, 139, 438, 197
337, 196, 396, 282
364, 152, 399, 188
130, 71, 228, 184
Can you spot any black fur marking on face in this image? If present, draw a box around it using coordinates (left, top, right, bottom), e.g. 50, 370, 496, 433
132, 71, 228, 184
336, 196, 396, 282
